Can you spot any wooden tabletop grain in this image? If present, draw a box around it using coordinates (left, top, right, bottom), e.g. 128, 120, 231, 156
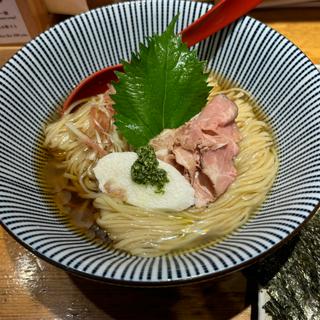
1, 7, 320, 320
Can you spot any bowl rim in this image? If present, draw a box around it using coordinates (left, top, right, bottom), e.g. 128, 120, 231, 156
1, 0, 320, 286
2, 202, 319, 287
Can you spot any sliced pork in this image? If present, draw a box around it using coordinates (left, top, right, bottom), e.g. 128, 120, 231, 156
150, 94, 240, 207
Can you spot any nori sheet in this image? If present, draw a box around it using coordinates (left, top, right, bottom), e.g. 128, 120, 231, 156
256, 211, 320, 319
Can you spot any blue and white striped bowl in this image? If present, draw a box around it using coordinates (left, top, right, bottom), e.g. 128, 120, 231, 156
1, 0, 320, 285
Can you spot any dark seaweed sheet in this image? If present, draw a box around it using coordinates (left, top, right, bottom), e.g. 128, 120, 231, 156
256, 211, 320, 319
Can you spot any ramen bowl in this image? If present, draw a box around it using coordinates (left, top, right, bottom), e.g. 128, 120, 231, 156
1, 0, 320, 286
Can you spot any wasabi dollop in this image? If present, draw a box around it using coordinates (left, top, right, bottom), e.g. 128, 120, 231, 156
131, 145, 169, 193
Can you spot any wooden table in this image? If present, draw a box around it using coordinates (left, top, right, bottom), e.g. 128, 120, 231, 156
1, 7, 320, 320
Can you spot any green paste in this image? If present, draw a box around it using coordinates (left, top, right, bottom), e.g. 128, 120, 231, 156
131, 145, 169, 193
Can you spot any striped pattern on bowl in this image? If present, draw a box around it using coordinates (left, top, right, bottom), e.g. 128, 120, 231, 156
1, 0, 320, 285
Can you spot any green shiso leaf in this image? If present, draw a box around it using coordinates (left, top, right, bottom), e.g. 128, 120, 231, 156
112, 15, 210, 148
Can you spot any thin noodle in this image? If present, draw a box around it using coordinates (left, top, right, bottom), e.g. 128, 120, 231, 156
44, 75, 278, 257
94, 76, 278, 256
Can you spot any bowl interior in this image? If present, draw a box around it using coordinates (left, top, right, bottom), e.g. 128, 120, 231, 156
1, 0, 320, 285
